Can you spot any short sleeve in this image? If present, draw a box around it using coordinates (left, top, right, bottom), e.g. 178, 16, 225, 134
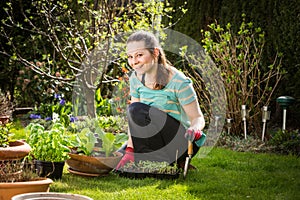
176, 77, 197, 106
129, 73, 140, 98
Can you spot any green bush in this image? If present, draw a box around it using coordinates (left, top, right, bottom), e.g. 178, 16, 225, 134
201, 15, 283, 136
268, 129, 300, 156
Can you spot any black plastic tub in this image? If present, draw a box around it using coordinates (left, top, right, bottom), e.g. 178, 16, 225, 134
114, 170, 180, 180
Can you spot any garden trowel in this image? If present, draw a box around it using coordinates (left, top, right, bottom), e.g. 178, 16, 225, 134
183, 140, 193, 178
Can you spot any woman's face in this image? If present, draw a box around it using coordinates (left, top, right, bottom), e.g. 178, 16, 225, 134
127, 41, 156, 75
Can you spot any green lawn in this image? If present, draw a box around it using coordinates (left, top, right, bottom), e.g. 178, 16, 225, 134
51, 147, 300, 200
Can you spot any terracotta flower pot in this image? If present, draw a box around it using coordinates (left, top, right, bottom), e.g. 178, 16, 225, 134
0, 115, 10, 125
0, 178, 53, 200
0, 140, 32, 160
66, 151, 123, 175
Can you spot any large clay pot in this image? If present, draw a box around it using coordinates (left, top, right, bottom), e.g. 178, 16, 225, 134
0, 140, 32, 182
0, 115, 10, 125
66, 151, 123, 176
12, 192, 93, 200
0, 178, 53, 200
0, 140, 32, 160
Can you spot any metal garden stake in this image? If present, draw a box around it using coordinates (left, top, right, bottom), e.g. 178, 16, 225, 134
261, 106, 270, 141
226, 118, 232, 135
241, 105, 247, 139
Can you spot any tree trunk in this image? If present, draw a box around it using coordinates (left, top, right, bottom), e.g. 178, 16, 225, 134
86, 87, 96, 118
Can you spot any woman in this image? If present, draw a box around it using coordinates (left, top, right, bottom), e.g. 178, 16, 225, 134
116, 30, 206, 170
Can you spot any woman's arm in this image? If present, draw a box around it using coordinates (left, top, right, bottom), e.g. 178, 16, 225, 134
126, 96, 140, 148
182, 99, 205, 131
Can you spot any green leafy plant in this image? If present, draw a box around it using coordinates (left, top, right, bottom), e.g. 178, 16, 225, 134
71, 127, 97, 156
98, 130, 128, 157
97, 115, 127, 133
95, 88, 112, 116
68, 117, 128, 157
71, 127, 127, 157
25, 122, 72, 162
217, 134, 272, 153
0, 123, 15, 147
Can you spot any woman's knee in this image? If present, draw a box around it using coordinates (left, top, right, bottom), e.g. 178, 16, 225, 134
127, 102, 151, 126
128, 102, 147, 115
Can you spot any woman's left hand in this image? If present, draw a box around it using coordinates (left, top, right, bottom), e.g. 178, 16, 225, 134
184, 128, 202, 142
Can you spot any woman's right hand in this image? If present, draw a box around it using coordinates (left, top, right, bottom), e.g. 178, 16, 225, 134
115, 147, 134, 170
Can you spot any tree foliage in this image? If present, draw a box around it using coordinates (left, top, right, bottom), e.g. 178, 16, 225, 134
0, 0, 177, 117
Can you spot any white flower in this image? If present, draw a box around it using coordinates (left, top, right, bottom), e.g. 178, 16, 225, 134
52, 112, 60, 122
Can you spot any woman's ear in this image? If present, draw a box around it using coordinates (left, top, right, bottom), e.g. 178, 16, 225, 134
153, 48, 160, 58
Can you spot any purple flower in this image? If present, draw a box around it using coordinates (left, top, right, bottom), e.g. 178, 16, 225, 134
45, 117, 52, 121
54, 93, 61, 99
70, 116, 78, 122
30, 114, 41, 119
59, 99, 65, 105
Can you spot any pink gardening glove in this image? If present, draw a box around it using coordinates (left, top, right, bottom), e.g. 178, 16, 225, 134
115, 147, 134, 170
184, 129, 202, 142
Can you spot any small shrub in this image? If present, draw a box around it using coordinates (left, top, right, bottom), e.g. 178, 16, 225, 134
268, 129, 300, 156
217, 134, 272, 153
201, 14, 284, 136
0, 159, 39, 183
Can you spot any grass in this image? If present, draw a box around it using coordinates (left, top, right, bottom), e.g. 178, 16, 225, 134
51, 147, 300, 200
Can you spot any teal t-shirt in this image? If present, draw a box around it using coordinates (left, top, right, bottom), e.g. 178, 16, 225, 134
129, 68, 197, 128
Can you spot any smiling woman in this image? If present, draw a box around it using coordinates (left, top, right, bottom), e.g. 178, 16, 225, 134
116, 30, 206, 171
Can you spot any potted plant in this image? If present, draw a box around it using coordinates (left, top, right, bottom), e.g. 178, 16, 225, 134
25, 122, 72, 179
0, 123, 32, 160
1, 122, 32, 184
66, 118, 128, 176
0, 159, 53, 200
